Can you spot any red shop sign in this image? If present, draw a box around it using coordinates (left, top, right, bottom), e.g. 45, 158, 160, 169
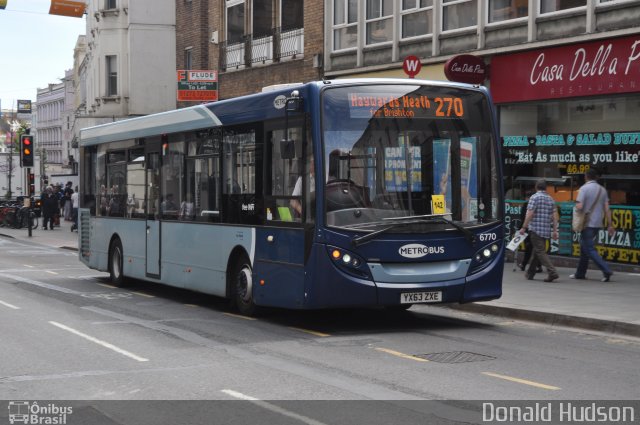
490, 35, 640, 103
444, 55, 487, 85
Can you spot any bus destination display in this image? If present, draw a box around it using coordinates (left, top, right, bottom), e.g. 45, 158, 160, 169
349, 93, 465, 119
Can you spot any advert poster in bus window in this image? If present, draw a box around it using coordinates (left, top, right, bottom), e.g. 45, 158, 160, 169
433, 139, 452, 211
384, 146, 421, 192
461, 137, 478, 221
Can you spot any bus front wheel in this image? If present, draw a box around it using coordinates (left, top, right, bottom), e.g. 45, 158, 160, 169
109, 238, 126, 287
232, 256, 258, 316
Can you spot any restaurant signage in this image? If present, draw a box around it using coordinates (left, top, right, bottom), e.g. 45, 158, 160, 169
490, 35, 640, 103
444, 55, 487, 85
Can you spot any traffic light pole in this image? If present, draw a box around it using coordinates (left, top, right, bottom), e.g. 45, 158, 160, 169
26, 167, 32, 237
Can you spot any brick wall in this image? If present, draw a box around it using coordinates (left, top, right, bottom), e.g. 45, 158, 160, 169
176, 0, 211, 108
219, 0, 324, 99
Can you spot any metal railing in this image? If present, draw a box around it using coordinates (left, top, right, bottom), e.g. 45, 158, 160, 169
220, 27, 304, 71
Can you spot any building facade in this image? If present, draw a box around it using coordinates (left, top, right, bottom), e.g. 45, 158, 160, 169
176, 0, 324, 101
36, 82, 66, 178
78, 0, 176, 127
323, 0, 640, 267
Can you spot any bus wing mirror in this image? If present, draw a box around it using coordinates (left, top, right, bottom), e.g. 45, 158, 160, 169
280, 139, 296, 159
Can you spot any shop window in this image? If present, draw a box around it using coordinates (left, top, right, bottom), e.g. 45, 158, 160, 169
442, 0, 477, 31
540, 0, 586, 14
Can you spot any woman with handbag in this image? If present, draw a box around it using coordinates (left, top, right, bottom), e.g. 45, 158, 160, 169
571, 169, 615, 282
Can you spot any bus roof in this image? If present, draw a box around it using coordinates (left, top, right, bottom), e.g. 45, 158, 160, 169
79, 78, 487, 147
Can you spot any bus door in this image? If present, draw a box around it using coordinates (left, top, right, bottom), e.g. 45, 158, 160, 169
145, 151, 161, 277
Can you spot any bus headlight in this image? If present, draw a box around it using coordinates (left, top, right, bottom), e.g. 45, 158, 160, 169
469, 242, 502, 274
326, 245, 371, 280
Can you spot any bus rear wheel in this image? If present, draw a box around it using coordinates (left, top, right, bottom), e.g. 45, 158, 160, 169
232, 256, 258, 316
109, 238, 126, 287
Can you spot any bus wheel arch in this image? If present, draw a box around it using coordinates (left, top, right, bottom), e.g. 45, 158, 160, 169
226, 248, 258, 316
108, 235, 127, 287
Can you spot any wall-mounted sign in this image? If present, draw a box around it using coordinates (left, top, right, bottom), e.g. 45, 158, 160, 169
402, 55, 422, 79
490, 35, 640, 103
177, 70, 218, 102
444, 54, 487, 85
17, 99, 32, 114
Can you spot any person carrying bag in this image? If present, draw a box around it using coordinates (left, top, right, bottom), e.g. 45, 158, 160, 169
572, 186, 602, 232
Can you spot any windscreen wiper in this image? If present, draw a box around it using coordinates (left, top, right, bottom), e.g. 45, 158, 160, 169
351, 221, 414, 247
351, 214, 475, 247
416, 214, 476, 244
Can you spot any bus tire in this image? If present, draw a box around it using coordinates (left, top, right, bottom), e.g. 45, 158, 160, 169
232, 255, 258, 316
109, 238, 126, 287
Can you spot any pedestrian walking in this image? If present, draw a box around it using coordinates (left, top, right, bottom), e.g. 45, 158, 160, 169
518, 179, 559, 282
518, 191, 542, 274
42, 188, 59, 231
70, 186, 79, 232
570, 169, 615, 282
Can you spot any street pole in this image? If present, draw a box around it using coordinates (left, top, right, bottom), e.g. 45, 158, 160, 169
26, 167, 32, 237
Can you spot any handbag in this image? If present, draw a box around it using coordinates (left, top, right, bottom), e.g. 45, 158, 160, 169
572, 186, 603, 232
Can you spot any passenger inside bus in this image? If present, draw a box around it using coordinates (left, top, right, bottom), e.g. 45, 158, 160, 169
290, 161, 315, 217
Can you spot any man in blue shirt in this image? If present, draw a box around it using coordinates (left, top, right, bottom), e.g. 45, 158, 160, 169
571, 169, 615, 282
518, 179, 559, 282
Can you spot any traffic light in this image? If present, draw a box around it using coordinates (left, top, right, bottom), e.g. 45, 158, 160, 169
28, 173, 35, 196
20, 134, 34, 167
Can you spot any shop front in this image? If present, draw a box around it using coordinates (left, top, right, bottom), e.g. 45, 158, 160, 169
490, 35, 640, 267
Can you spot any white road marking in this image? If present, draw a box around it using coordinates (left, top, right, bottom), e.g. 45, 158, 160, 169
221, 390, 328, 425
48, 321, 149, 362
0, 299, 20, 310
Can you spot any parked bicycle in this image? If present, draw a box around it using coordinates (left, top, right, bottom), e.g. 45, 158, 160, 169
0, 202, 39, 229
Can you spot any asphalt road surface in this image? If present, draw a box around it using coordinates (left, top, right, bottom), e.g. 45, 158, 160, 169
1, 236, 639, 424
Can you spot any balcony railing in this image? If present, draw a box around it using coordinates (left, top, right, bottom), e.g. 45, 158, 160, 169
220, 27, 304, 72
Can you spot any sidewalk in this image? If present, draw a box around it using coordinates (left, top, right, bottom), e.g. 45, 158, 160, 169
0, 218, 79, 251
453, 264, 640, 338
1, 222, 638, 338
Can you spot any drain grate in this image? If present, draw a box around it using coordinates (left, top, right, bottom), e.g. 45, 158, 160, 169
415, 351, 496, 363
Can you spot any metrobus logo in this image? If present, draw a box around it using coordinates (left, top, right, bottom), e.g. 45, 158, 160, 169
398, 244, 444, 258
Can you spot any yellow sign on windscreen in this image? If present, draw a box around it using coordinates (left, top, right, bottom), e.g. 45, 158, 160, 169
431, 195, 446, 214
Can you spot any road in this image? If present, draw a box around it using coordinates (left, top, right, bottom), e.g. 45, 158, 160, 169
1, 236, 639, 423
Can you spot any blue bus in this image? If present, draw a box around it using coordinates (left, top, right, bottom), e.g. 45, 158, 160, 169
78, 78, 504, 314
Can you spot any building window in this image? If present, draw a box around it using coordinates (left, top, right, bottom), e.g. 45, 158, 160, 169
442, 0, 477, 31
366, 0, 393, 45
105, 0, 116, 9
540, 0, 586, 13
184, 48, 193, 70
226, 0, 245, 43
106, 55, 117, 96
333, 0, 358, 50
281, 0, 303, 30
401, 0, 433, 39
253, 0, 273, 37
489, 0, 528, 23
